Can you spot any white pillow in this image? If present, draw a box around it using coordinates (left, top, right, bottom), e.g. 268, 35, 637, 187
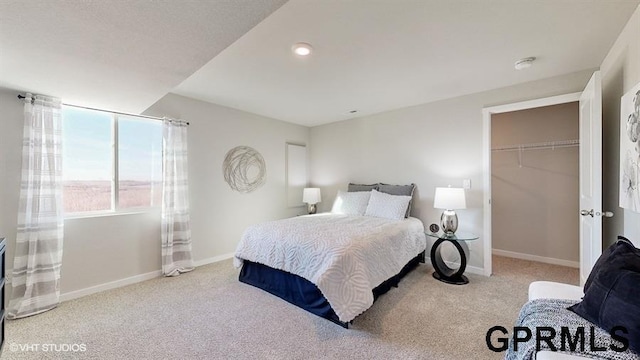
331, 190, 371, 215
364, 189, 412, 220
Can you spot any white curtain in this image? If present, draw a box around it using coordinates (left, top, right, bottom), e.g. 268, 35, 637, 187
161, 119, 194, 276
7, 94, 64, 319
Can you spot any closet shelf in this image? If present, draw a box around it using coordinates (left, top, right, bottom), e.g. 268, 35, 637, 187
491, 139, 579, 152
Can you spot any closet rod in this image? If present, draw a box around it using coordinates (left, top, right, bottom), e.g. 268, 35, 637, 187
491, 139, 579, 152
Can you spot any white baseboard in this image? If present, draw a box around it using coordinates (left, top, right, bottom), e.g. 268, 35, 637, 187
464, 264, 485, 276
60, 270, 163, 302
58, 252, 235, 303
193, 252, 234, 267
424, 257, 486, 277
492, 249, 579, 268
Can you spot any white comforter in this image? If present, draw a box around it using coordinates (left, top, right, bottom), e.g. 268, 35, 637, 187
234, 213, 426, 322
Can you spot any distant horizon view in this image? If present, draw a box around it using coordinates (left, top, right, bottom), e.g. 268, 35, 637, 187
62, 106, 163, 212
63, 180, 163, 212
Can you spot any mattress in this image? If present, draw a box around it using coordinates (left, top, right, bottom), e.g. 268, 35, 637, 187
234, 213, 427, 322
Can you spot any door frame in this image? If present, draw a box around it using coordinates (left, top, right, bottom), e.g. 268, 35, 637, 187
481, 92, 582, 276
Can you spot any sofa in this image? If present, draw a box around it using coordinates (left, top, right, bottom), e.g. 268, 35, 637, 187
524, 236, 640, 359
528, 281, 589, 360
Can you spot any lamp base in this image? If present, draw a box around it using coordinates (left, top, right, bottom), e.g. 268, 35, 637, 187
308, 204, 317, 214
440, 210, 458, 234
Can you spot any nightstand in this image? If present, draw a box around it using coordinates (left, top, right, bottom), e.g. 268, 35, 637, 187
426, 231, 478, 285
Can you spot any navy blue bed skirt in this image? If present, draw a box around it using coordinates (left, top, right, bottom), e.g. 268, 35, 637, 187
239, 251, 425, 327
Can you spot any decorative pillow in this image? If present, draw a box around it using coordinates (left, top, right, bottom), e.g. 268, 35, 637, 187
348, 183, 379, 192
378, 183, 416, 218
364, 189, 412, 220
583, 235, 631, 292
568, 237, 640, 354
331, 190, 371, 215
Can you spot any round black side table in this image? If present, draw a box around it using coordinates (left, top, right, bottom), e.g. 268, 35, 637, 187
426, 231, 478, 285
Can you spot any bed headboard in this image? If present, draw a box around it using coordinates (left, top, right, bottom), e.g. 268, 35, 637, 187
347, 183, 416, 218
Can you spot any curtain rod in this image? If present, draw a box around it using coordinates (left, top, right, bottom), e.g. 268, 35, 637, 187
17, 94, 189, 125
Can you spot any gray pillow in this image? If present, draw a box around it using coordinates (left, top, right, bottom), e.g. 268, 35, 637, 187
348, 183, 379, 192
377, 183, 415, 218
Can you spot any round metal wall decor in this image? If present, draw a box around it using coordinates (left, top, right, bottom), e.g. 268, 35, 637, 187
222, 146, 266, 193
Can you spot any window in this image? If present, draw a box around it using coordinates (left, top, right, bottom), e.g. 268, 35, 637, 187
62, 106, 162, 215
62, 107, 113, 213
117, 116, 162, 209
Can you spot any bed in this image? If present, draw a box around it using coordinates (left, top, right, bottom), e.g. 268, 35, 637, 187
234, 209, 427, 327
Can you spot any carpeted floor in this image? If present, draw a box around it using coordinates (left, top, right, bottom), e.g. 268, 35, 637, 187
2, 256, 578, 360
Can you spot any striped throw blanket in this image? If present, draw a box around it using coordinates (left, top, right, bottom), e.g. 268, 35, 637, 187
505, 299, 639, 360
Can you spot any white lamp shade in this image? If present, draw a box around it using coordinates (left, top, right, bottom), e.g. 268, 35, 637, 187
434, 187, 466, 210
303, 188, 321, 204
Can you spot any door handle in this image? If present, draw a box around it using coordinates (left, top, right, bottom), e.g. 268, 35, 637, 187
580, 209, 614, 218
580, 209, 594, 217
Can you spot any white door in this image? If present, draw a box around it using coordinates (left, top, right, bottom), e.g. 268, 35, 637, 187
579, 71, 603, 286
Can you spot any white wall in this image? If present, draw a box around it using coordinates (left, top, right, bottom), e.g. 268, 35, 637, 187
144, 93, 310, 260
0, 88, 308, 297
0, 87, 24, 293
309, 69, 594, 271
601, 4, 640, 247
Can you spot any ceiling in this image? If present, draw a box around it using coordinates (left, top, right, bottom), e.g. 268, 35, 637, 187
174, 0, 639, 126
0, 0, 287, 113
1, 0, 638, 127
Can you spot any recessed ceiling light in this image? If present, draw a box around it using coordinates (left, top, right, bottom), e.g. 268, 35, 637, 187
292, 42, 313, 56
515, 57, 536, 70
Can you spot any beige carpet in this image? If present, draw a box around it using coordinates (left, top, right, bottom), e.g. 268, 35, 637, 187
2, 256, 578, 360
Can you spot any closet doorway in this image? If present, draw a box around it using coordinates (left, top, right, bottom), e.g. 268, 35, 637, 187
490, 101, 580, 274
481, 92, 584, 277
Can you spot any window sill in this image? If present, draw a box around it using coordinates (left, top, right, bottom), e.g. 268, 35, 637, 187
64, 208, 161, 220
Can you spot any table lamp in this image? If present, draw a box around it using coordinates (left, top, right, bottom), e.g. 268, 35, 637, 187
434, 187, 466, 234
303, 188, 321, 214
